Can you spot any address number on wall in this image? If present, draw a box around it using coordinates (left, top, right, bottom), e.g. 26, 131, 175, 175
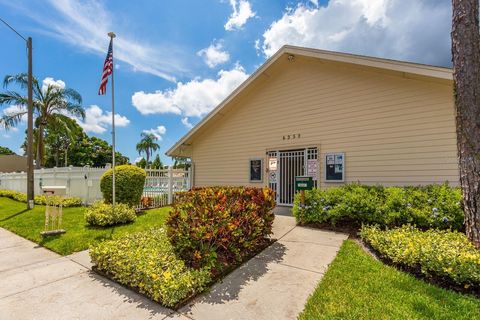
282, 133, 301, 140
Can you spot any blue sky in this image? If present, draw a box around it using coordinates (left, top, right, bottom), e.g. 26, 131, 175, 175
0, 0, 452, 165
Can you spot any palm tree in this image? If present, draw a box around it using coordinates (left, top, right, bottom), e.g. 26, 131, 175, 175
0, 73, 85, 168
136, 133, 160, 166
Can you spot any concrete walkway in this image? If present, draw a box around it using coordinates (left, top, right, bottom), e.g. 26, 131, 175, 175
0, 216, 347, 320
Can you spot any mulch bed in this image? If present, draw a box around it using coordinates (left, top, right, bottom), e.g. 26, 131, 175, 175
297, 221, 360, 238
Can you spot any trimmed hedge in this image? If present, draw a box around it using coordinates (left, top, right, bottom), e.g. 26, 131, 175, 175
166, 186, 276, 271
360, 225, 480, 288
0, 189, 82, 207
293, 184, 463, 230
100, 165, 146, 206
89, 228, 211, 308
84, 201, 136, 226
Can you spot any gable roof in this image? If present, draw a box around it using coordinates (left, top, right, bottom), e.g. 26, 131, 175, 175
167, 45, 453, 157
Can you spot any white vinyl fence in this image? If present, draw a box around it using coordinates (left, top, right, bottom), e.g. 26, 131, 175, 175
0, 166, 192, 207
139, 167, 192, 209
0, 166, 108, 204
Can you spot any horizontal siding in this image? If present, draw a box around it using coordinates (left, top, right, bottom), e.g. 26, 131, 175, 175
191, 57, 459, 188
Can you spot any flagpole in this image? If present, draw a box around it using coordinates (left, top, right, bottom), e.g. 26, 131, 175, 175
108, 32, 116, 210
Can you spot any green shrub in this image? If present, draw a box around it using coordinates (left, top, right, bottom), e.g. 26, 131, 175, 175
89, 228, 211, 308
84, 201, 136, 226
0, 189, 82, 207
360, 225, 480, 288
100, 165, 146, 206
166, 187, 276, 271
293, 184, 463, 230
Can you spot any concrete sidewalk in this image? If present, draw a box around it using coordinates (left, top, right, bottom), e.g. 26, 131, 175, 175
0, 228, 173, 320
176, 216, 347, 320
0, 216, 347, 320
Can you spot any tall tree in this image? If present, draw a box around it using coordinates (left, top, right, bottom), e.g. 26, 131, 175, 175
66, 135, 129, 167
172, 156, 190, 169
136, 132, 160, 166
151, 154, 163, 169
0, 146, 15, 155
136, 157, 147, 169
43, 118, 83, 167
21, 125, 129, 168
452, 0, 480, 247
0, 74, 85, 168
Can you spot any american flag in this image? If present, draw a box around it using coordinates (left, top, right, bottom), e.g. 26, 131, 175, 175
98, 39, 113, 95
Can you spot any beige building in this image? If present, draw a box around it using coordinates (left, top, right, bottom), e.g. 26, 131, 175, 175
0, 155, 27, 173
167, 46, 459, 206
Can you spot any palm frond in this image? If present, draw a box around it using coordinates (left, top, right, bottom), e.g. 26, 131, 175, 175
33, 78, 44, 101
3, 73, 40, 91
64, 103, 86, 119
3, 73, 28, 89
0, 91, 28, 106
0, 110, 27, 129
63, 88, 82, 104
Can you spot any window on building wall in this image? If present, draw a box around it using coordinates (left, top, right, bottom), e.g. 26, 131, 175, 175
249, 159, 263, 182
325, 153, 344, 182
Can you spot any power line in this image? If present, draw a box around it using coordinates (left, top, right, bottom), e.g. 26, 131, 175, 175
0, 17, 27, 42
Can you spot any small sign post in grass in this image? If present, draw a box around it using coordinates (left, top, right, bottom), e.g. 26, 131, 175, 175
41, 186, 67, 237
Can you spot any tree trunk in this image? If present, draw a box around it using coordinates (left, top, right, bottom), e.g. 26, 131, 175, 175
452, 0, 480, 247
55, 148, 59, 167
36, 123, 45, 169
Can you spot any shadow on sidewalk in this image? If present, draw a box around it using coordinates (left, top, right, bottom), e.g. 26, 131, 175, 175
88, 271, 175, 317
182, 241, 287, 308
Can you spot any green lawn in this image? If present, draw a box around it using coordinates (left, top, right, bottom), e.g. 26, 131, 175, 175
299, 240, 480, 320
0, 197, 171, 255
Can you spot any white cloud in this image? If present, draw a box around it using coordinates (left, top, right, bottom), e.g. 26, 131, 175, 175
181, 117, 194, 129
134, 156, 144, 164
197, 41, 230, 68
132, 63, 249, 118
131, 91, 182, 115
41, 77, 66, 93
254, 39, 261, 55
143, 125, 167, 140
77, 105, 130, 134
260, 0, 451, 66
9, 0, 189, 82
225, 0, 256, 31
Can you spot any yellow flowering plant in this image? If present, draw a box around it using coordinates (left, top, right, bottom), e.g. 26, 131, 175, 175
360, 225, 480, 288
89, 228, 211, 308
0, 189, 82, 207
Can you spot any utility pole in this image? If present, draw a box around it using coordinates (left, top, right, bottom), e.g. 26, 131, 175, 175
27, 37, 34, 209
0, 18, 34, 209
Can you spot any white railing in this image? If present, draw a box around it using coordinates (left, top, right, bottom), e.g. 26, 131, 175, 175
0, 165, 192, 208
138, 167, 192, 209
0, 166, 108, 204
